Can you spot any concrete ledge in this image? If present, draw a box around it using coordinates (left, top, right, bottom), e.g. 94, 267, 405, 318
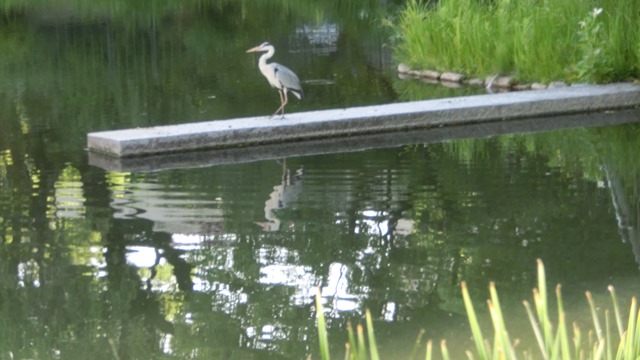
87, 83, 640, 158
89, 108, 640, 172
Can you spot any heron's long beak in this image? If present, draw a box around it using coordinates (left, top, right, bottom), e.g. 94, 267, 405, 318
246, 46, 262, 53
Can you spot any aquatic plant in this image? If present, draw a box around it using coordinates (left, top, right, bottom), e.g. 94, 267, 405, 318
391, 0, 640, 83
316, 295, 382, 360
316, 259, 640, 359
575, 8, 610, 82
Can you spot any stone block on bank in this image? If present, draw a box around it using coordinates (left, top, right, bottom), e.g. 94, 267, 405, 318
397, 63, 411, 74
548, 81, 569, 89
440, 72, 466, 83
420, 70, 441, 80
463, 78, 484, 86
492, 76, 515, 89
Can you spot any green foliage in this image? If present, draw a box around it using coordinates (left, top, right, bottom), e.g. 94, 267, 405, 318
392, 0, 640, 83
575, 8, 610, 82
316, 289, 331, 360
462, 260, 640, 360
317, 260, 640, 359
316, 290, 381, 360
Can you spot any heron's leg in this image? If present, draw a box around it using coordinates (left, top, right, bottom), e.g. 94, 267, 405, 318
281, 90, 289, 117
273, 89, 289, 118
272, 90, 286, 117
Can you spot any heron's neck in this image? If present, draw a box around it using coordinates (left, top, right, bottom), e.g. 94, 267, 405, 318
258, 47, 275, 68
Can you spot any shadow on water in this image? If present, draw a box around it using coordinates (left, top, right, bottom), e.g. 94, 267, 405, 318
0, 1, 640, 359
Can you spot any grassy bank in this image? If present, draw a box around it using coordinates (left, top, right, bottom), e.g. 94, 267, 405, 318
391, 0, 640, 83
316, 260, 640, 359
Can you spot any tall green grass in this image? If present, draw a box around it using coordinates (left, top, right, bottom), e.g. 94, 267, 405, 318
391, 0, 640, 83
315, 259, 640, 359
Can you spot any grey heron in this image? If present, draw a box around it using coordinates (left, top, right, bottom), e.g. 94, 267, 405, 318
247, 42, 303, 117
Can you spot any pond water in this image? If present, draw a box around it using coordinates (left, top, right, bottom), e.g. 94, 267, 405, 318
1, 1, 640, 359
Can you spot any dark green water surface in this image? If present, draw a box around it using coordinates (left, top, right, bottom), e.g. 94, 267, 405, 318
0, 1, 639, 359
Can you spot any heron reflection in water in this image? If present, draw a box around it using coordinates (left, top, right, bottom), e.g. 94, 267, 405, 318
256, 159, 303, 232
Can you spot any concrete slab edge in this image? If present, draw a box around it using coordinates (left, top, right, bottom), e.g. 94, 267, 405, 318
87, 83, 640, 158
88, 108, 640, 172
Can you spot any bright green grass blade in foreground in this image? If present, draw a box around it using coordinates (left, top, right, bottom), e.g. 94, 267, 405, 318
555, 285, 572, 360
523, 300, 548, 359
609, 286, 624, 338
635, 307, 640, 359
461, 281, 491, 359
534, 259, 554, 355
347, 322, 358, 359
316, 260, 640, 360
605, 310, 613, 360
488, 282, 517, 359
594, 339, 605, 360
410, 329, 426, 360
357, 324, 366, 360
572, 322, 582, 359
623, 297, 637, 360
425, 339, 433, 360
440, 340, 451, 360
615, 332, 626, 360
586, 291, 604, 342
365, 310, 380, 360
316, 288, 331, 360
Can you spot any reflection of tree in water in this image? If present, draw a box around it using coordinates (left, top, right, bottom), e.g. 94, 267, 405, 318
0, 120, 197, 358
249, 153, 463, 325
83, 169, 198, 358
103, 224, 182, 359
546, 123, 640, 271
603, 149, 640, 269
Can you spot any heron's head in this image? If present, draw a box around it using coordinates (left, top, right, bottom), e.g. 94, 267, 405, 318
246, 42, 273, 53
